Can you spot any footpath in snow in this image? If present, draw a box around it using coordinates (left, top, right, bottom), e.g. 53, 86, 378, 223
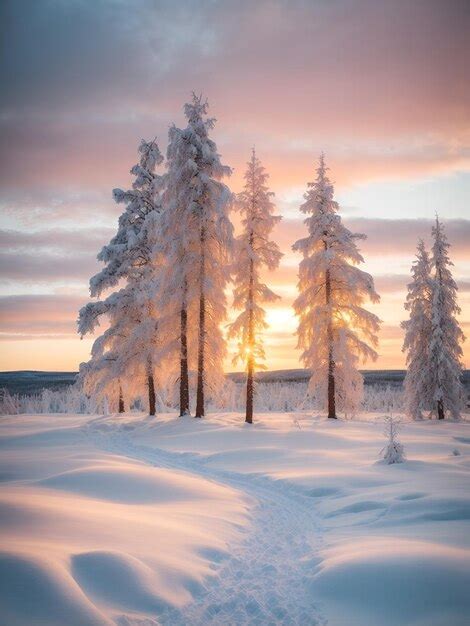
1, 411, 470, 625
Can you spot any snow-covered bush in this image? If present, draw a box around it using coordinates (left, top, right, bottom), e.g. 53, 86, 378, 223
381, 415, 405, 464
0, 389, 20, 414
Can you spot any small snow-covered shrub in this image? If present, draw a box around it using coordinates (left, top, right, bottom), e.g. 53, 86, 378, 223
0, 389, 20, 414
381, 415, 405, 464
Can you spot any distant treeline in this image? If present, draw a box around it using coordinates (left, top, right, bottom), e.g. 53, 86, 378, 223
2, 369, 470, 397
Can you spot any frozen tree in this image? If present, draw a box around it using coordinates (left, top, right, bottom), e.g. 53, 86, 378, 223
90, 139, 164, 296
428, 217, 465, 419
381, 416, 405, 464
78, 289, 134, 412
79, 281, 164, 414
79, 139, 165, 415
228, 149, 282, 423
401, 240, 433, 419
161, 94, 233, 417
293, 155, 380, 418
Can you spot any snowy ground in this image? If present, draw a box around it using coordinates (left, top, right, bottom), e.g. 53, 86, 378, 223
1, 411, 469, 626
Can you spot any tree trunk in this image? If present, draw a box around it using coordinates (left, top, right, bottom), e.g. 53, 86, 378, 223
246, 254, 254, 424
148, 372, 156, 417
118, 385, 125, 414
325, 264, 337, 419
195, 227, 206, 418
246, 357, 254, 424
437, 399, 445, 420
179, 297, 190, 416
435, 264, 445, 421
246, 165, 257, 424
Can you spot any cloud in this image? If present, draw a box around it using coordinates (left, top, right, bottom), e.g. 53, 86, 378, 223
276, 217, 470, 260
370, 275, 470, 294
0, 294, 86, 334
0, 333, 75, 341
1, 0, 469, 199
0, 227, 114, 253
3, 0, 468, 132
348, 218, 470, 258
0, 227, 114, 283
1, 0, 469, 368
0, 252, 99, 283
0, 188, 116, 226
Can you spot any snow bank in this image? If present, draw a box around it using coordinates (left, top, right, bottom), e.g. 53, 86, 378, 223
0, 551, 112, 626
0, 411, 469, 625
0, 414, 250, 625
38, 462, 238, 504
310, 539, 470, 626
124, 411, 470, 625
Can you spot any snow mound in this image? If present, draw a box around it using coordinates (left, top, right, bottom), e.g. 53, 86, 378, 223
38, 463, 235, 504
0, 551, 110, 626
71, 550, 169, 614
0, 414, 250, 625
1, 411, 469, 625
310, 539, 470, 626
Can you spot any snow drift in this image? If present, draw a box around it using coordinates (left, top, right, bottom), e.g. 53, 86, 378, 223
0, 410, 469, 625
0, 414, 250, 625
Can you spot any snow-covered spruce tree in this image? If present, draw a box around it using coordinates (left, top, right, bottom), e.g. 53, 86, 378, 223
78, 289, 134, 412
293, 155, 380, 418
78, 139, 165, 415
79, 279, 164, 414
428, 217, 465, 420
161, 94, 233, 417
401, 240, 433, 419
228, 149, 282, 424
90, 139, 164, 295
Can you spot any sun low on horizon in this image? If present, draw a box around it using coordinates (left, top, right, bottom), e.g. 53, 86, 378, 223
1, 0, 469, 374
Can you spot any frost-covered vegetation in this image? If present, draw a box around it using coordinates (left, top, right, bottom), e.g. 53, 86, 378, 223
72, 94, 464, 424
1, 379, 406, 416
293, 154, 380, 418
74, 95, 387, 424
381, 415, 406, 464
228, 149, 282, 423
402, 218, 465, 420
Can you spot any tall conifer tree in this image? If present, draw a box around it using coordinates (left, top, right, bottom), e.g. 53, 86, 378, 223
228, 149, 282, 423
78, 139, 164, 415
161, 94, 233, 417
293, 155, 380, 417
429, 217, 465, 419
402, 240, 433, 419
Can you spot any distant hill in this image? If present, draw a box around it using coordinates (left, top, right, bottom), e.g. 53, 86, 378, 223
0, 371, 78, 395
228, 369, 409, 387
2, 369, 469, 396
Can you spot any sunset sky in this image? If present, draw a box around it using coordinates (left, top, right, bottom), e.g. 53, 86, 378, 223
1, 0, 469, 372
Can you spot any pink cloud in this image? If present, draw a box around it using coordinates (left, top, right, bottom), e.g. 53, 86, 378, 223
0, 295, 85, 335
1, 0, 469, 197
